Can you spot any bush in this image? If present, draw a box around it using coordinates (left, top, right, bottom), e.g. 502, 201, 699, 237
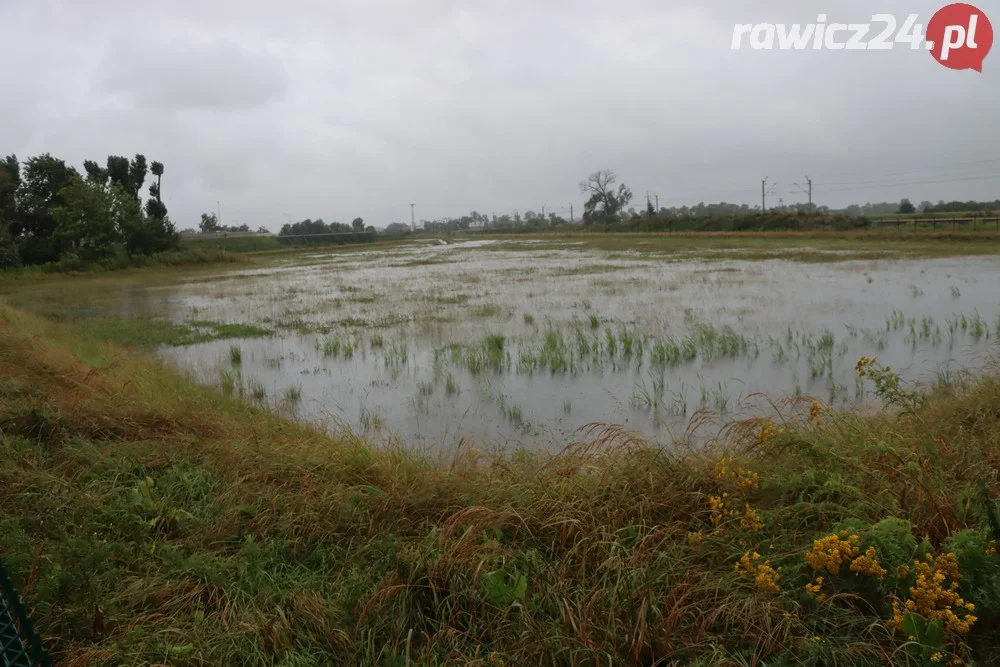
0, 232, 20, 269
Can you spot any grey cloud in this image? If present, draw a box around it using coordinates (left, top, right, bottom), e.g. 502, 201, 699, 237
0, 0, 998, 230
99, 35, 289, 112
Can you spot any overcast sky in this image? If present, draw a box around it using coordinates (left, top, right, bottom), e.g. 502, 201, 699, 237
1, 0, 998, 229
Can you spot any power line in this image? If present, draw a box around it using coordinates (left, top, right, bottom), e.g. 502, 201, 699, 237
819, 172, 1000, 194
805, 156, 1000, 180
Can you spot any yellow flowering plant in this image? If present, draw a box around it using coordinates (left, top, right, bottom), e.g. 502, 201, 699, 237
802, 520, 918, 609
808, 400, 830, 423
854, 355, 920, 408
734, 551, 780, 593
705, 455, 765, 534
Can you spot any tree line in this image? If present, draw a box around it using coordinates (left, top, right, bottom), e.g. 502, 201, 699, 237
276, 217, 377, 246
0, 152, 178, 269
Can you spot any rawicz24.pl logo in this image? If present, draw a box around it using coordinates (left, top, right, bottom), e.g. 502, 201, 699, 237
730, 3, 993, 72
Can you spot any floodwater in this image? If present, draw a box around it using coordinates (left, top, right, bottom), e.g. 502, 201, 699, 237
143, 239, 997, 452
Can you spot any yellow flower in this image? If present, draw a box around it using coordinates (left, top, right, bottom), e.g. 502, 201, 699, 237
888, 552, 976, 636
687, 530, 704, 548
805, 576, 826, 601
740, 504, 765, 532
713, 456, 760, 491
755, 421, 785, 448
855, 356, 877, 377
734, 551, 780, 593
931, 652, 943, 663
850, 546, 887, 580
986, 540, 997, 556
488, 652, 506, 666
808, 400, 829, 423
806, 533, 859, 575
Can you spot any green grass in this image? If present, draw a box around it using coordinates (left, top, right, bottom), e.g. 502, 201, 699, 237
318, 335, 355, 358
1, 305, 1000, 664
181, 234, 283, 253
76, 318, 272, 348
465, 230, 1000, 262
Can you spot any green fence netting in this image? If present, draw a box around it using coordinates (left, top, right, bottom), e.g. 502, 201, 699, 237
0, 557, 50, 667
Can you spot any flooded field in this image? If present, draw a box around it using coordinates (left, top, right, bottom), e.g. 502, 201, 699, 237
82, 239, 1000, 451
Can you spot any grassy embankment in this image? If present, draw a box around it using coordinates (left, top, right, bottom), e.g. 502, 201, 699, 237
1, 240, 1000, 665
465, 229, 1000, 263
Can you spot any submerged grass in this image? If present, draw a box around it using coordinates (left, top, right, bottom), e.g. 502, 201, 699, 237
1, 305, 1000, 664
78, 318, 272, 348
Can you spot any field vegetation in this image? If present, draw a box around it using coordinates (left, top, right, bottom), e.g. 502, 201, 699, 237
2, 287, 1000, 664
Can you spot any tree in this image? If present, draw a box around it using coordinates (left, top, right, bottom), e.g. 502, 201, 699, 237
0, 154, 19, 223
145, 197, 167, 221
200, 212, 219, 232
106, 156, 130, 194
145, 161, 167, 221
897, 198, 916, 215
580, 169, 633, 223
150, 161, 163, 195
51, 177, 125, 262
352, 217, 364, 232
83, 160, 108, 184
0, 155, 19, 268
15, 154, 79, 263
127, 154, 147, 200
120, 204, 178, 256
257, 225, 269, 234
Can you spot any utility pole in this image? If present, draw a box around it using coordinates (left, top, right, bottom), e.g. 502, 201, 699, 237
655, 194, 659, 210
217, 200, 221, 226
761, 178, 776, 212
569, 203, 574, 222
542, 204, 546, 218
410, 203, 415, 231
793, 176, 813, 209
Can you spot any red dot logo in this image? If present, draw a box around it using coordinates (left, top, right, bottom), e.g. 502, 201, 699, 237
927, 3, 993, 72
